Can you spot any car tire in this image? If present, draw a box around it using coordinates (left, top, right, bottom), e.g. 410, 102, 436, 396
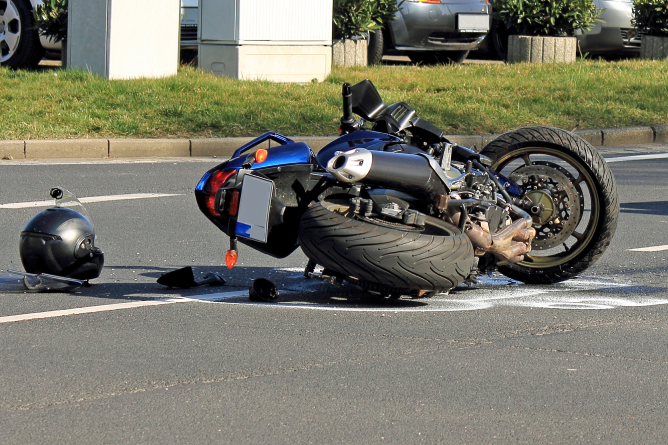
367, 30, 384, 65
490, 19, 510, 61
408, 50, 470, 65
0, 0, 45, 69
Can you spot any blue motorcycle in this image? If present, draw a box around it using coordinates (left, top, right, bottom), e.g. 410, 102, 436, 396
195, 80, 618, 297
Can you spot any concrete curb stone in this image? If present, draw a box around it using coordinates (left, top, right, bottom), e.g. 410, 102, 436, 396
653, 125, 668, 143
109, 139, 190, 158
601, 126, 654, 146
2, 126, 667, 160
573, 129, 603, 146
0, 141, 24, 160
26, 139, 108, 159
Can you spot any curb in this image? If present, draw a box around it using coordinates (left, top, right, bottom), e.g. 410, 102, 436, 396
2, 126, 668, 160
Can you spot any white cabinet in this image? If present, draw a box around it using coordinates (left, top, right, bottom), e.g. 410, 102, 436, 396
68, 0, 180, 80
199, 0, 333, 82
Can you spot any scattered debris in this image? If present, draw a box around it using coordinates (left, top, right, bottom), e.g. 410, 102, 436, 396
157, 266, 226, 289
0, 270, 84, 293
249, 278, 279, 302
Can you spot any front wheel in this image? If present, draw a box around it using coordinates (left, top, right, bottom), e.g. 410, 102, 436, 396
480, 126, 619, 284
298, 198, 475, 295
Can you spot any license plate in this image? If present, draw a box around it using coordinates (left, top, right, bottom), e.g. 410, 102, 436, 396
235, 175, 274, 243
458, 14, 489, 32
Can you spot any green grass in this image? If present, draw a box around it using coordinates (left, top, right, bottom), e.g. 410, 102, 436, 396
1, 59, 667, 140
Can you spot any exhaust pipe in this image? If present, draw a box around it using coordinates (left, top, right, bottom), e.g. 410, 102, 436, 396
326, 148, 449, 200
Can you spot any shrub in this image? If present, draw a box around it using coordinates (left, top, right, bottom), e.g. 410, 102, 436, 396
33, 0, 68, 43
333, 0, 401, 39
493, 0, 600, 37
632, 0, 668, 37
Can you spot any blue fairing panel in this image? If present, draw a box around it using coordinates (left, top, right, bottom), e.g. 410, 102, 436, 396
223, 141, 315, 170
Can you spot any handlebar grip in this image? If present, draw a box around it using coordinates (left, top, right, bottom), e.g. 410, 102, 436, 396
341, 82, 355, 125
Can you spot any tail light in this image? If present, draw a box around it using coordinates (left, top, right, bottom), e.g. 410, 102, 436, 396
198, 168, 237, 217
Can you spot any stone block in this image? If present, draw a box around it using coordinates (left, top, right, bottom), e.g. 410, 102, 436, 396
573, 129, 603, 146
0, 141, 25, 160
332, 40, 345, 66
355, 39, 368, 66
26, 139, 108, 159
508, 35, 576, 63
109, 139, 190, 157
602, 126, 654, 146
652, 125, 668, 142
641, 35, 668, 60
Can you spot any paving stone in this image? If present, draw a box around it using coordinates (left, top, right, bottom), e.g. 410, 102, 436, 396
653, 125, 668, 143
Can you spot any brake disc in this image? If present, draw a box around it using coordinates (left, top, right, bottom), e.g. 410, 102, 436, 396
509, 162, 583, 250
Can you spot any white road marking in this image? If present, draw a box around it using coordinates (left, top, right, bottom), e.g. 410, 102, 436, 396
0, 193, 183, 209
604, 153, 668, 163
0, 291, 248, 324
628, 245, 668, 252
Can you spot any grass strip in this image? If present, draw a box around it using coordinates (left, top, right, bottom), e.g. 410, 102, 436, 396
1, 59, 666, 140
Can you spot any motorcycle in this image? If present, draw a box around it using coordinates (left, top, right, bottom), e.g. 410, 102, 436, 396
195, 80, 618, 297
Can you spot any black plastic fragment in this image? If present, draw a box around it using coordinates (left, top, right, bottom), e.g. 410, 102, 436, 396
249, 278, 279, 302
157, 266, 226, 289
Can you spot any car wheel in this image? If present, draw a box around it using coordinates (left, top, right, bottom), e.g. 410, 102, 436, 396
408, 50, 470, 65
0, 0, 45, 69
490, 19, 510, 61
367, 30, 384, 65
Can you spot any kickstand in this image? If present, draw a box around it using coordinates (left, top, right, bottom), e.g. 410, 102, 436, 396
303, 259, 316, 278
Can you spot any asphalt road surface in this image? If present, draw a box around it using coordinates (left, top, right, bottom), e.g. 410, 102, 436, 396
1, 142, 667, 444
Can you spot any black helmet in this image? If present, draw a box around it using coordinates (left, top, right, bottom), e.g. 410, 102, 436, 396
19, 207, 104, 280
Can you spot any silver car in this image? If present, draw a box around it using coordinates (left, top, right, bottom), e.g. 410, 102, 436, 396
577, 0, 640, 56
482, 0, 639, 59
369, 0, 491, 64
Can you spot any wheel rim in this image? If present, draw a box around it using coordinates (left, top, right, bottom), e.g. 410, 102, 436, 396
0, 0, 22, 63
492, 147, 601, 268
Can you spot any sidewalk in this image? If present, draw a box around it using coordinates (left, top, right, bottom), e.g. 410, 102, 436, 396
1, 125, 667, 160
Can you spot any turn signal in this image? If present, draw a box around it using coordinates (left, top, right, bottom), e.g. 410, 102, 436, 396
225, 250, 238, 269
255, 149, 268, 164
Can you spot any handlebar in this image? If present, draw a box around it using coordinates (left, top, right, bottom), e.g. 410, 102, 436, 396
340, 83, 356, 133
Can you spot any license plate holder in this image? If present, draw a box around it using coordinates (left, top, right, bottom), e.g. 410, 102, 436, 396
235, 174, 274, 243
457, 14, 489, 32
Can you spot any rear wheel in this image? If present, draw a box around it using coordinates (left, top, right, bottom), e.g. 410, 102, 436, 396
0, 0, 45, 69
298, 198, 475, 295
480, 126, 619, 284
409, 50, 470, 65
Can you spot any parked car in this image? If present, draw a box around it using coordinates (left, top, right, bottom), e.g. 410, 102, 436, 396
368, 0, 491, 65
481, 0, 639, 60
0, 0, 199, 69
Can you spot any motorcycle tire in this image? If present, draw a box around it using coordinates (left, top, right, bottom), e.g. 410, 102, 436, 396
298, 198, 475, 295
480, 126, 619, 284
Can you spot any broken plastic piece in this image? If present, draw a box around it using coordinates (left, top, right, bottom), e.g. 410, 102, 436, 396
157, 266, 226, 289
0, 270, 84, 293
249, 278, 279, 302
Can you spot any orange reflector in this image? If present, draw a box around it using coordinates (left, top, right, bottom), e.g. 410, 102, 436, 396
225, 250, 238, 269
255, 149, 268, 164
229, 190, 240, 216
